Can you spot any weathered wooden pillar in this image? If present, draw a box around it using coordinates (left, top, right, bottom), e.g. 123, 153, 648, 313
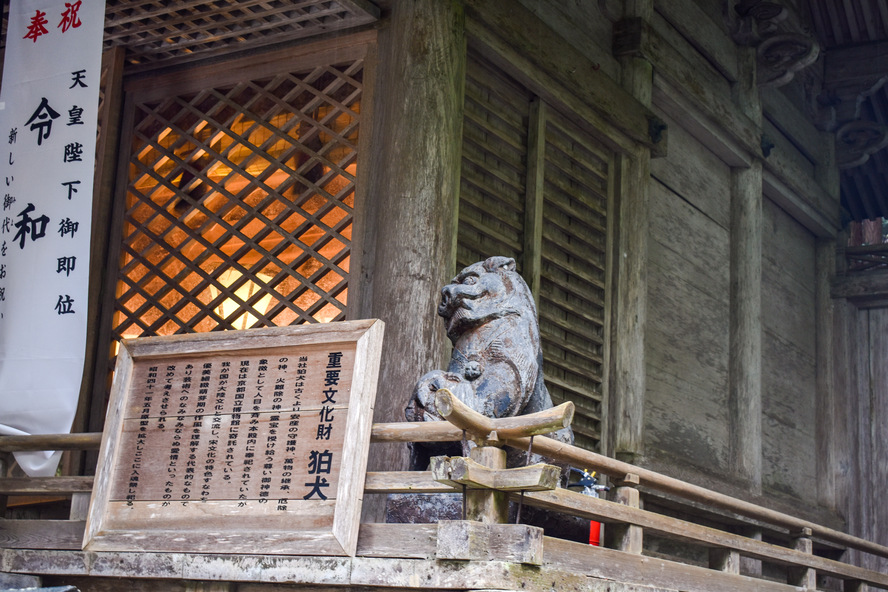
605, 473, 643, 553
729, 159, 763, 491
360, 1, 466, 453
729, 42, 763, 493
358, 0, 466, 520
787, 528, 817, 590
611, 0, 652, 463
815, 238, 837, 511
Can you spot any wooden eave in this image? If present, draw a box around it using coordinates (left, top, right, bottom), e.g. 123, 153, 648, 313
809, 0, 888, 221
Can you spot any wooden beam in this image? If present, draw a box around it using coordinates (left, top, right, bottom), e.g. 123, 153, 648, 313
610, 149, 650, 462
787, 528, 817, 590
831, 270, 888, 303
436, 521, 544, 565
430, 457, 560, 492
0, 433, 101, 453
546, 537, 802, 592
0, 520, 85, 550
0, 477, 93, 495
77, 45, 126, 474
654, 0, 739, 82
464, 446, 508, 524
363, 471, 452, 494
762, 168, 841, 239
824, 40, 888, 89
626, 15, 762, 158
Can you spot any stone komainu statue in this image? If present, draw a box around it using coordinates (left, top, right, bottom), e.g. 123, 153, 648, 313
406, 256, 574, 469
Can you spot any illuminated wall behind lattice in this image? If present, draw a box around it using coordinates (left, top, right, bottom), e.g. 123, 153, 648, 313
112, 58, 363, 341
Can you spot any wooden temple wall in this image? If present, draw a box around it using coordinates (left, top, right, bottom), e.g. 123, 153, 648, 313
7, 0, 888, 586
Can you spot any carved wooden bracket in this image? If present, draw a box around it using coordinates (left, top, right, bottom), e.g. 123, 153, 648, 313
816, 39, 888, 166
731, 0, 820, 88
756, 33, 819, 88
733, 0, 787, 45
835, 120, 888, 168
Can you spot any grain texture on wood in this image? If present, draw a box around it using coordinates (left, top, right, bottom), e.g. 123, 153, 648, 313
729, 161, 763, 492
430, 457, 560, 492
358, 1, 466, 527
544, 537, 801, 592
465, 446, 508, 524
815, 239, 838, 511
0, 520, 85, 550
0, 433, 102, 453
610, 148, 649, 462
0, 477, 93, 495
436, 521, 543, 565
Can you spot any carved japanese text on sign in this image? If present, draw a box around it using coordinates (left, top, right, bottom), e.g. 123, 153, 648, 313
84, 321, 384, 556
114, 346, 352, 507
0, 0, 106, 478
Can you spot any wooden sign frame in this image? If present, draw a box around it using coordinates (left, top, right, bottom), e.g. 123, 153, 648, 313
83, 319, 384, 556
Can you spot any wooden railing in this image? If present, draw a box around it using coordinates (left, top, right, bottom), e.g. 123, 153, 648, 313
846, 243, 888, 272
3, 419, 888, 591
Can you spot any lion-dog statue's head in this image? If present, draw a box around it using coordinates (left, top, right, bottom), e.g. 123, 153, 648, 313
437, 256, 536, 343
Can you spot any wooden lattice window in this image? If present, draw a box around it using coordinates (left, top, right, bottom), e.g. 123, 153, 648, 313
111, 49, 364, 342
103, 0, 380, 70
458, 51, 614, 452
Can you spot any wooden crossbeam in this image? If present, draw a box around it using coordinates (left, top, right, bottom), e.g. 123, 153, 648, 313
433, 388, 574, 442
430, 456, 561, 492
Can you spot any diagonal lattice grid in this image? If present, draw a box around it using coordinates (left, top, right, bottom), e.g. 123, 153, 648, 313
102, 0, 379, 68
112, 58, 362, 342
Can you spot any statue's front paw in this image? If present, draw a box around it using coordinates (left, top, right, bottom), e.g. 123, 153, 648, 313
406, 370, 463, 421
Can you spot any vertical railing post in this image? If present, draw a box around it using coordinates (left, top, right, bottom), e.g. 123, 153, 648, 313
69, 492, 92, 521
788, 527, 816, 590
739, 526, 763, 577
465, 445, 508, 524
605, 472, 643, 553
709, 547, 740, 574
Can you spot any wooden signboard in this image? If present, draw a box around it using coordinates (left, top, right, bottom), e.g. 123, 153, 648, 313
83, 319, 384, 556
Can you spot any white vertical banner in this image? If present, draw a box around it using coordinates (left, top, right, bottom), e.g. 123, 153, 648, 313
0, 0, 105, 475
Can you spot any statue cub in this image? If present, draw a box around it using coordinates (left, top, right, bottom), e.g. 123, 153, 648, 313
406, 256, 573, 469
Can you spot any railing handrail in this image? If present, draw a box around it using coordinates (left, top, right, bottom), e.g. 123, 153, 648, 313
0, 432, 102, 452
370, 421, 888, 561
3, 424, 888, 563
846, 243, 888, 254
